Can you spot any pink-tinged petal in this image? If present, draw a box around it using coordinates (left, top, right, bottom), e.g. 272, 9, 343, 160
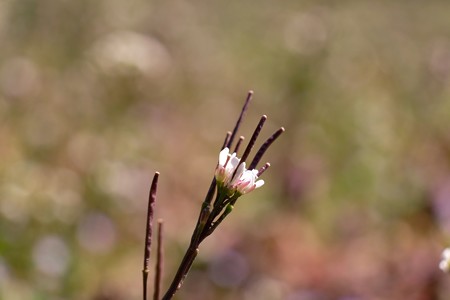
239, 180, 251, 189
215, 167, 225, 183
230, 168, 263, 194
216, 146, 267, 195
231, 163, 246, 184
239, 182, 256, 194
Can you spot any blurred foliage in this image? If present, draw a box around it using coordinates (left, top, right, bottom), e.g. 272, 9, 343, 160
1, 0, 450, 299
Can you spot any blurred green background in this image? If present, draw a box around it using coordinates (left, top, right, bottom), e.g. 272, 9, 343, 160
1, 0, 450, 299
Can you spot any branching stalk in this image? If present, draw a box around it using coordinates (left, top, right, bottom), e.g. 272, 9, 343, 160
159, 91, 283, 300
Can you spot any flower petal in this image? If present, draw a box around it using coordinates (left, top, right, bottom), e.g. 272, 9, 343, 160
231, 163, 246, 184
255, 179, 264, 189
443, 248, 450, 259
218, 147, 230, 166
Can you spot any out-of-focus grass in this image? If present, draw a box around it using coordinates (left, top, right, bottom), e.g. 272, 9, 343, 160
1, 1, 450, 299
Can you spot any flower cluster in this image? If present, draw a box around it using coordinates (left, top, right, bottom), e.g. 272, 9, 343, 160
215, 147, 264, 196
440, 248, 450, 273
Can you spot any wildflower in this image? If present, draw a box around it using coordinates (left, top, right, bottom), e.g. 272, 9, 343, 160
151, 91, 284, 300
229, 163, 264, 195
215, 147, 240, 185
215, 147, 265, 196
440, 248, 450, 273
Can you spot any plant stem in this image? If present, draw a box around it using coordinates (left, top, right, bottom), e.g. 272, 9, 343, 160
161, 244, 199, 300
153, 220, 164, 300
161, 91, 260, 299
143, 172, 159, 300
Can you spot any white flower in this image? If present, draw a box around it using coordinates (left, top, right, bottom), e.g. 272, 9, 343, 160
229, 162, 265, 195
440, 248, 450, 273
215, 148, 264, 195
215, 148, 240, 184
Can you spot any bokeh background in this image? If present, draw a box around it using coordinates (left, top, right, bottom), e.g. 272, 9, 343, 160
1, 0, 450, 299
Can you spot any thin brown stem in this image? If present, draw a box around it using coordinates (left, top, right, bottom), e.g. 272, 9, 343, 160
257, 162, 271, 177
240, 115, 267, 164
221, 131, 231, 150
249, 127, 285, 170
153, 219, 164, 300
161, 245, 199, 300
226, 91, 253, 149
232, 115, 267, 179
143, 172, 160, 300
204, 203, 234, 238
233, 136, 245, 155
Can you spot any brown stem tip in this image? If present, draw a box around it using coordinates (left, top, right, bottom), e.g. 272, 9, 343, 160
249, 127, 285, 170
257, 162, 271, 177
227, 91, 253, 149
239, 115, 267, 166
143, 172, 159, 300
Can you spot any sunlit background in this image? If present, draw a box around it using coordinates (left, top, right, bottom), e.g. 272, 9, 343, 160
1, 1, 450, 299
